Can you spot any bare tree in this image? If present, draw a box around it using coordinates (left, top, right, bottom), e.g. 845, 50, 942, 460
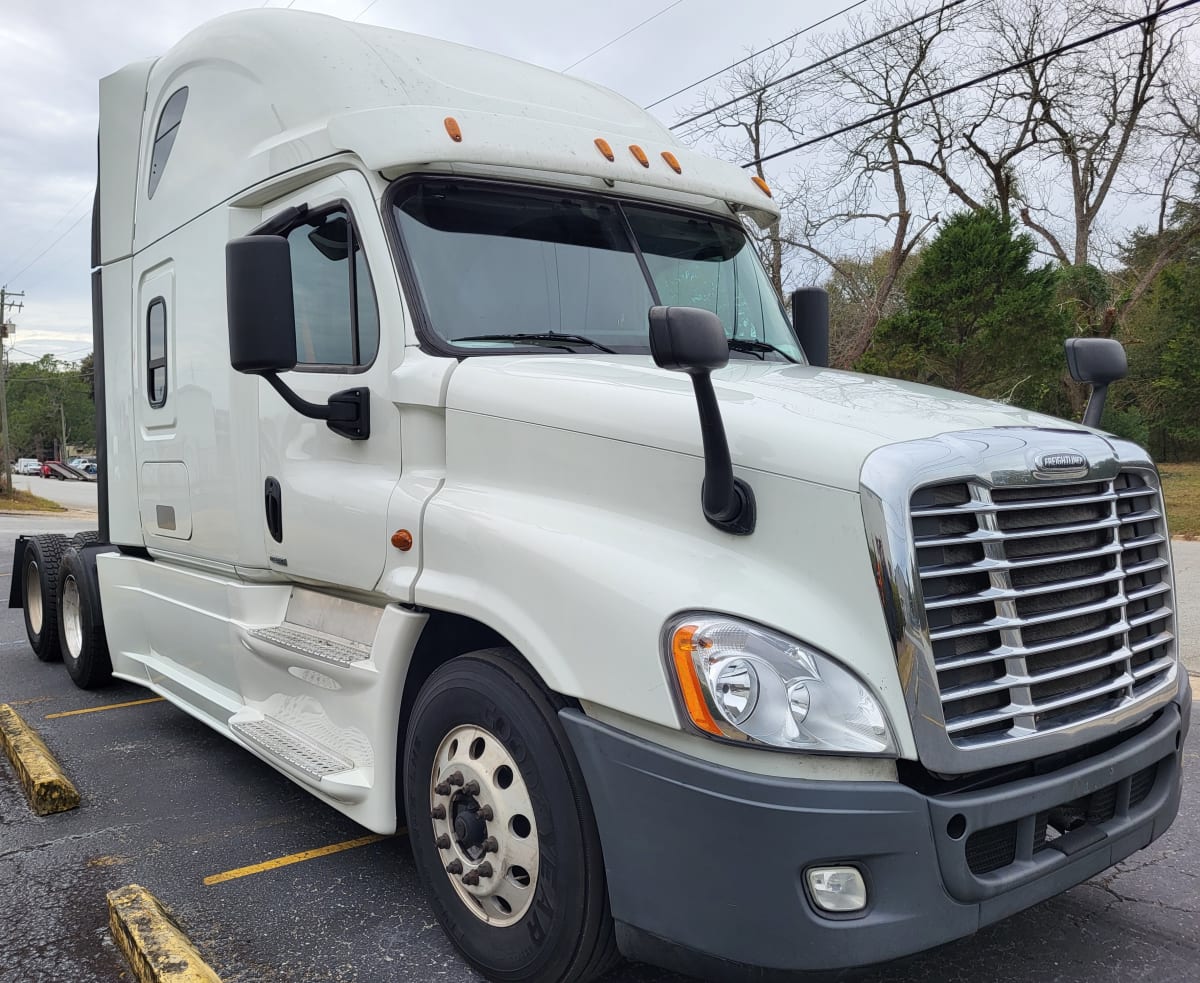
676, 44, 803, 296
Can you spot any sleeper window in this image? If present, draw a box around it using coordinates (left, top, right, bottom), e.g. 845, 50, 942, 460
147, 298, 167, 407
286, 208, 379, 368
148, 87, 188, 199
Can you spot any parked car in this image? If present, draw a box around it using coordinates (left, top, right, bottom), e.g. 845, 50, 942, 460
68, 456, 95, 470
15, 458, 40, 475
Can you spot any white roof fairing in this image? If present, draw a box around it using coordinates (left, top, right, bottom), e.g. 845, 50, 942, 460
121, 9, 778, 255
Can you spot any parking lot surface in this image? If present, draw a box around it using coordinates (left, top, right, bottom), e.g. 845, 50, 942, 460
0, 516, 1196, 982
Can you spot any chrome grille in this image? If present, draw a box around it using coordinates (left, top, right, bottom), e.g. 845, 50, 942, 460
910, 470, 1175, 748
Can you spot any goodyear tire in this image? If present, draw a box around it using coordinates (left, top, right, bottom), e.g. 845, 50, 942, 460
404, 649, 618, 983
21, 535, 68, 662
56, 548, 112, 689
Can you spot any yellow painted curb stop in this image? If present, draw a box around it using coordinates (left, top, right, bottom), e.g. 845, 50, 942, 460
0, 702, 80, 815
108, 885, 223, 983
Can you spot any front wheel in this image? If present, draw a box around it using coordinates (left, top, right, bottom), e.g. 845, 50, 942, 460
403, 649, 617, 983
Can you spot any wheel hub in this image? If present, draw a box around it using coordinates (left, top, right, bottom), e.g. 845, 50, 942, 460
430, 724, 540, 926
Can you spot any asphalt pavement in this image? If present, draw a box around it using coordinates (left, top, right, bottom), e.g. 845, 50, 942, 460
0, 506, 1196, 981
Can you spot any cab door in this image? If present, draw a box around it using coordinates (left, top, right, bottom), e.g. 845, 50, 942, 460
255, 170, 401, 591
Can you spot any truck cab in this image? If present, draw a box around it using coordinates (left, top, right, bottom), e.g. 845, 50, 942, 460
13, 9, 1190, 982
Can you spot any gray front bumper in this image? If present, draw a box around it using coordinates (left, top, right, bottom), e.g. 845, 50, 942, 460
561, 673, 1190, 978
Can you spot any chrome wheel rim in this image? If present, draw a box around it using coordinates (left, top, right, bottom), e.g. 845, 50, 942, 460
62, 575, 82, 659
25, 559, 42, 635
430, 724, 539, 926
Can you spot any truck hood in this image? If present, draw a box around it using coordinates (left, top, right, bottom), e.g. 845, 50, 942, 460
446, 355, 1087, 491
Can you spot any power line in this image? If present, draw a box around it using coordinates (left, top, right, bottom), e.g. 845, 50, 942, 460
562, 1, 686, 73
670, 0, 977, 132
743, 0, 1200, 168
0, 210, 91, 286
0, 189, 93, 285
644, 0, 873, 110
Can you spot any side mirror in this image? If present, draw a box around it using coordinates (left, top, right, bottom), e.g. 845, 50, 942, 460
790, 287, 830, 368
1065, 338, 1127, 429
225, 235, 370, 440
648, 306, 755, 536
226, 235, 298, 374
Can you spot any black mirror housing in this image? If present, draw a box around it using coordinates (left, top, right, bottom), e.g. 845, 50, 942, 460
1065, 337, 1127, 386
790, 287, 830, 368
226, 235, 298, 374
648, 306, 730, 373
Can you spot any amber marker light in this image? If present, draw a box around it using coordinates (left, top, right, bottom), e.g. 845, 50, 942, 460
671, 624, 722, 736
444, 117, 463, 142
751, 175, 772, 198
629, 144, 650, 168
391, 529, 413, 551
661, 151, 682, 174
594, 137, 615, 161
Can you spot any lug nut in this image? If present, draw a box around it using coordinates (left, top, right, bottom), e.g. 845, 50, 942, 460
477, 861, 494, 879
478, 805, 494, 821
483, 836, 498, 854
462, 869, 480, 886
436, 834, 451, 849
447, 771, 465, 787
431, 805, 446, 820
463, 780, 480, 796
434, 782, 451, 796
446, 859, 463, 875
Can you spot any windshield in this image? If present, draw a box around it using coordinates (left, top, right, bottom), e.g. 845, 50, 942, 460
390, 179, 801, 360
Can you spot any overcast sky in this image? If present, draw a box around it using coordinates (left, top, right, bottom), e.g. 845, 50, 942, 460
0, 0, 859, 363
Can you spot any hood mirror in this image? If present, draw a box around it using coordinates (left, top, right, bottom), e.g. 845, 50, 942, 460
1065, 338, 1127, 429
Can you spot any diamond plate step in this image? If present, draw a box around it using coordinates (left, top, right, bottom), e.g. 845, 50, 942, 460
249, 624, 372, 666
231, 717, 353, 779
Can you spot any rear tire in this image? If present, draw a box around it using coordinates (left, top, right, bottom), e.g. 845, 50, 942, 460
22, 535, 68, 662
56, 548, 112, 689
403, 649, 618, 983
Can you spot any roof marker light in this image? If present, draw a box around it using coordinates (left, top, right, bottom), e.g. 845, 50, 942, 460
594, 137, 615, 161
661, 151, 682, 174
629, 144, 650, 168
444, 117, 463, 142
751, 175, 772, 198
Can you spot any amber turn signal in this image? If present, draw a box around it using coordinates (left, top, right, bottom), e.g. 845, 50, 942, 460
661, 151, 682, 174
751, 175, 772, 198
671, 625, 722, 736
444, 117, 463, 142
629, 144, 650, 168
391, 529, 414, 551
594, 137, 615, 161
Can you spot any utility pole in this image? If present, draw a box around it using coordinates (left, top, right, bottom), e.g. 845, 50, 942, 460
0, 286, 23, 498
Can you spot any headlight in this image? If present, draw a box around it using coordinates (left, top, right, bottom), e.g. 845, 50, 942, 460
665, 614, 896, 754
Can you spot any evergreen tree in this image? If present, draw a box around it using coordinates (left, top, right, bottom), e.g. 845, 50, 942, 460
857, 209, 1071, 417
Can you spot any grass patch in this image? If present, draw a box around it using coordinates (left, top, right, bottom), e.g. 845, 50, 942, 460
1159, 462, 1200, 539
0, 488, 68, 513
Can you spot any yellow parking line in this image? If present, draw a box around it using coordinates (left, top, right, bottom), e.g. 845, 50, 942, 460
203, 830, 402, 886
45, 697, 165, 719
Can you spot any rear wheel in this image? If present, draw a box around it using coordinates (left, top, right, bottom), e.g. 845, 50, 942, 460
404, 649, 618, 983
22, 535, 68, 662
57, 548, 112, 689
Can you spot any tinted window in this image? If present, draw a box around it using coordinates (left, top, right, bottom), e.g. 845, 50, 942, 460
147, 298, 167, 407
393, 182, 653, 348
286, 209, 379, 368
148, 87, 188, 199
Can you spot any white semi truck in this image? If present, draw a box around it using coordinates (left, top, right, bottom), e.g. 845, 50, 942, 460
10, 10, 1190, 982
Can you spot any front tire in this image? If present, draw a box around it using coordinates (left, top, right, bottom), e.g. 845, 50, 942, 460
22, 535, 68, 662
404, 649, 617, 983
56, 548, 112, 689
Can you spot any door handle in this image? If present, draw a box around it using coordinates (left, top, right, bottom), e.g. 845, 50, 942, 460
265, 477, 283, 543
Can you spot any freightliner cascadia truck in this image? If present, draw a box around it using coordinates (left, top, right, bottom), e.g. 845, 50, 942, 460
9, 10, 1190, 982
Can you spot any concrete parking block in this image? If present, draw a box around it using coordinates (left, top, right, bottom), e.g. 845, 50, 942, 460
0, 701, 80, 815
107, 884, 222, 983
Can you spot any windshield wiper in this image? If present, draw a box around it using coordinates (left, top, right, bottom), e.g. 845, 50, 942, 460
727, 338, 798, 363
454, 332, 616, 353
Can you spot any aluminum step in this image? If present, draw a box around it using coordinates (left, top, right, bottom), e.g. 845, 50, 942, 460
231, 715, 354, 779
249, 624, 372, 667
